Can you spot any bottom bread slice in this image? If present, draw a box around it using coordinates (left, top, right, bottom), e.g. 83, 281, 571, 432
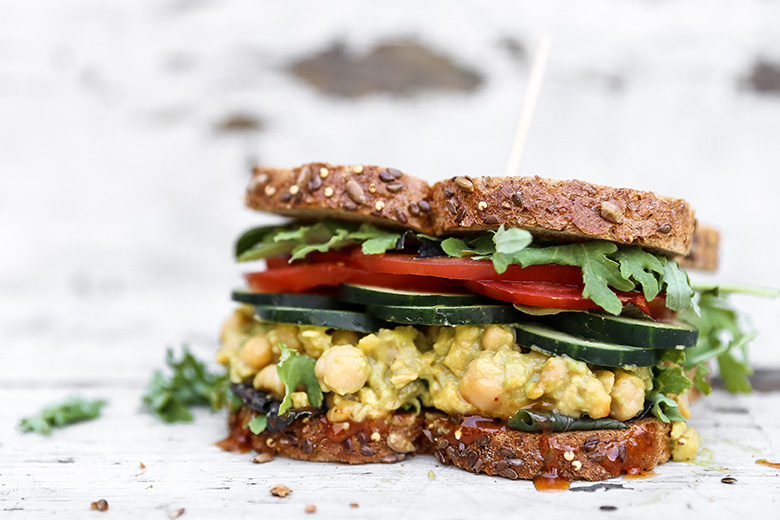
221, 406, 671, 483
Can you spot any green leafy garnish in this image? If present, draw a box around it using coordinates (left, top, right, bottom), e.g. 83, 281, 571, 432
248, 414, 268, 434
18, 396, 107, 435
692, 361, 712, 395
646, 350, 693, 423
677, 285, 777, 393
611, 246, 665, 301
648, 394, 688, 423
508, 410, 627, 432
142, 347, 238, 423
277, 345, 323, 415
514, 241, 635, 315
661, 260, 694, 311
236, 221, 403, 262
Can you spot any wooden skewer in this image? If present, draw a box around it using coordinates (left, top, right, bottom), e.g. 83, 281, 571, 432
504, 35, 553, 177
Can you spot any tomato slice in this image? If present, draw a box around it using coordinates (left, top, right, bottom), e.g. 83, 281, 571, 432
245, 263, 468, 294
350, 251, 583, 285
464, 280, 668, 318
245, 263, 356, 293
463, 280, 598, 310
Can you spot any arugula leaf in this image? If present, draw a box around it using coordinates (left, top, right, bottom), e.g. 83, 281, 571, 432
493, 226, 533, 256
277, 345, 323, 415
235, 225, 287, 258
289, 228, 353, 261
490, 226, 533, 273
693, 361, 712, 395
649, 394, 688, 423
662, 260, 694, 311
717, 351, 753, 394
248, 414, 268, 434
610, 246, 664, 301
236, 220, 402, 262
18, 396, 107, 435
646, 351, 692, 423
653, 364, 693, 396
440, 237, 472, 257
515, 241, 634, 315
142, 347, 237, 423
677, 285, 773, 392
508, 410, 627, 432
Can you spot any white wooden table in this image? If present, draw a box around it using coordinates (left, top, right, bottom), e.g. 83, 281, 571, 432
3, 1, 780, 518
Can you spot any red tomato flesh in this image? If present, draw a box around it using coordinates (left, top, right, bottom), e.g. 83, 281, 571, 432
350, 251, 583, 285
245, 263, 468, 294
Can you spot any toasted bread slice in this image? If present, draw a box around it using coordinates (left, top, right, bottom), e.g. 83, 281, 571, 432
677, 223, 720, 271
226, 406, 671, 482
245, 164, 698, 256
430, 176, 696, 256
246, 163, 433, 233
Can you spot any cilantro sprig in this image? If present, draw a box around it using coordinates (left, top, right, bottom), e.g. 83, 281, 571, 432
19, 396, 107, 435
142, 347, 239, 423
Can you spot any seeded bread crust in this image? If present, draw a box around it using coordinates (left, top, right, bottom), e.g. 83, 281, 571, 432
424, 413, 670, 481
246, 163, 434, 233
229, 406, 671, 482
430, 176, 696, 256
677, 223, 720, 272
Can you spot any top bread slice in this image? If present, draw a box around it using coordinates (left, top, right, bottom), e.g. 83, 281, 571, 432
246, 163, 434, 233
246, 163, 697, 256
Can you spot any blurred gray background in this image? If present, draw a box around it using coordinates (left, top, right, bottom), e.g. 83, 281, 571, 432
1, 0, 779, 382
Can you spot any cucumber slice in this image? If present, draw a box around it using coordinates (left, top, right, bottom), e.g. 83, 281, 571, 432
366, 304, 518, 326
233, 290, 343, 309
515, 322, 661, 367
339, 284, 486, 307
254, 305, 386, 333
542, 312, 698, 350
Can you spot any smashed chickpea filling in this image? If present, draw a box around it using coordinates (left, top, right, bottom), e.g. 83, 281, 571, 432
219, 307, 668, 424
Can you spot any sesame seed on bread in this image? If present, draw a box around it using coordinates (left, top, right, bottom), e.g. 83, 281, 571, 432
245, 163, 433, 233
245, 164, 699, 256
228, 405, 671, 483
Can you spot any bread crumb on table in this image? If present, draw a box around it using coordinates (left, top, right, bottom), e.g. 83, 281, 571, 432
270, 484, 292, 498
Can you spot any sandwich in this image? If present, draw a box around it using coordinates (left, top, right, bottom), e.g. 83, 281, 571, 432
216, 162, 749, 490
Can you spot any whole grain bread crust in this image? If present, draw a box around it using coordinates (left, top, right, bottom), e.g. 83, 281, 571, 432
228, 406, 671, 482
246, 164, 698, 256
430, 176, 696, 256
677, 223, 720, 271
246, 163, 433, 233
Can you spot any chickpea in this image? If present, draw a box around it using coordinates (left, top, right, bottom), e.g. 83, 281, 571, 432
253, 364, 285, 396
220, 308, 253, 343
595, 370, 615, 394
481, 325, 514, 351
314, 345, 370, 395
671, 422, 700, 462
459, 355, 504, 413
239, 335, 273, 371
331, 329, 359, 346
610, 370, 645, 421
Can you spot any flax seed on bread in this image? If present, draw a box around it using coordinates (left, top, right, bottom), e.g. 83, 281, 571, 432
430, 176, 696, 256
227, 405, 671, 482
246, 163, 434, 233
